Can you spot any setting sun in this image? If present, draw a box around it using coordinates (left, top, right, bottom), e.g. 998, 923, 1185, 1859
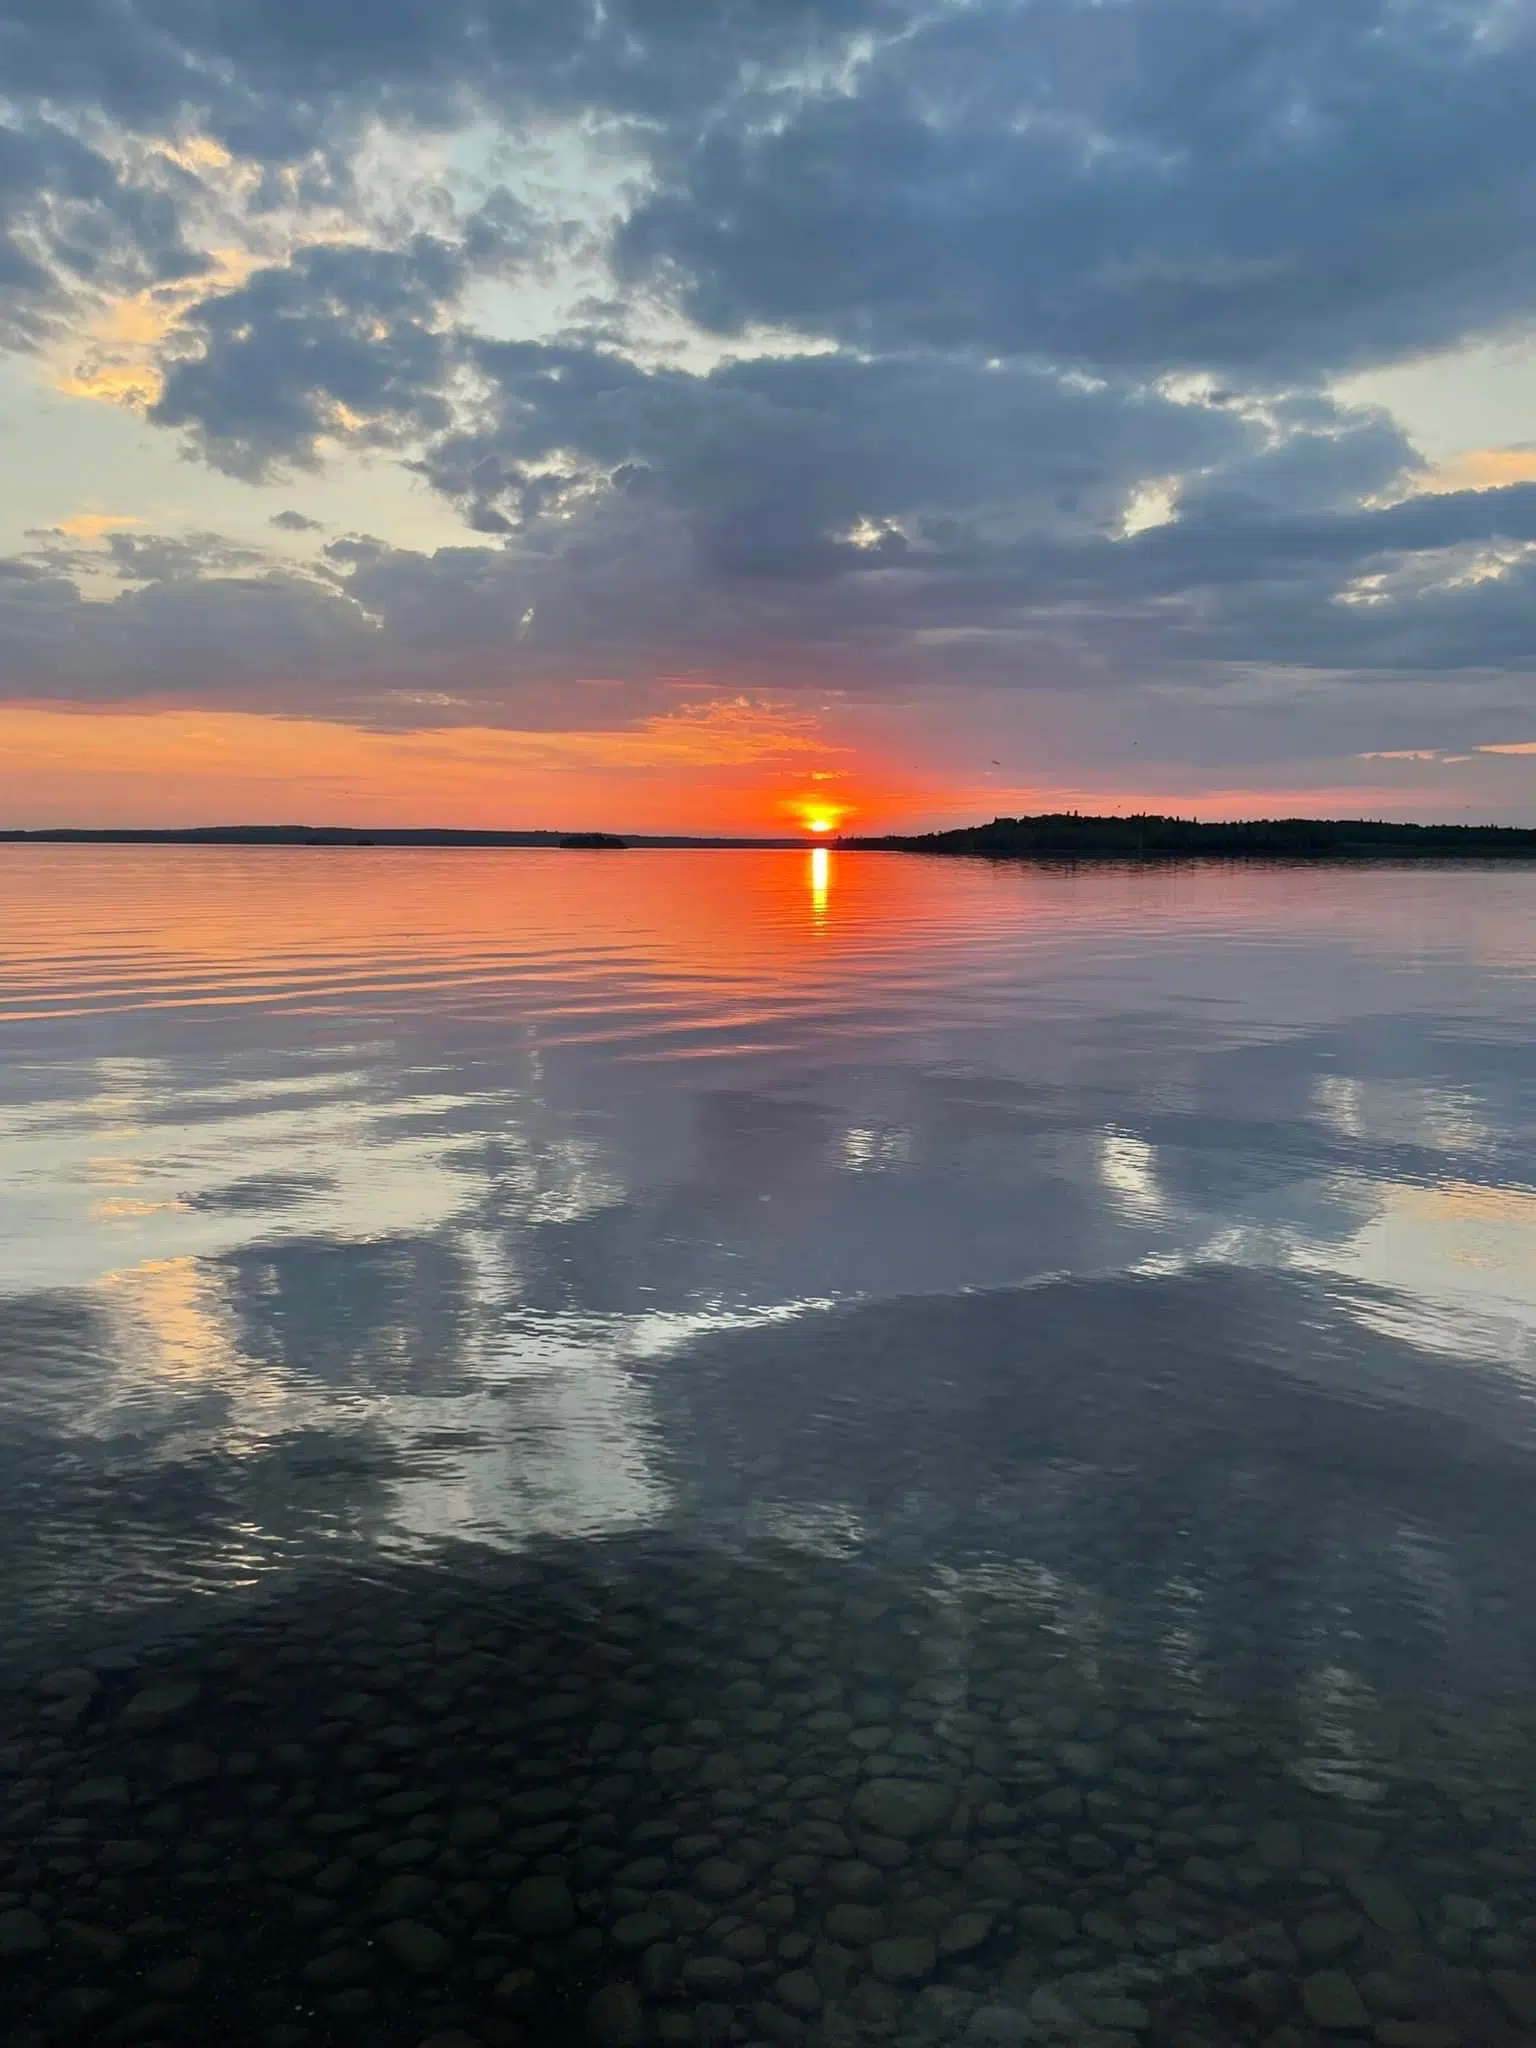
784, 793, 856, 836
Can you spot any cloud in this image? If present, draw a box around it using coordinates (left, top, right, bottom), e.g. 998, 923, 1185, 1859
0, 115, 209, 354
1, 0, 1536, 810
1477, 739, 1536, 756
618, 0, 1536, 381
0, 0, 896, 151
417, 342, 1264, 568
149, 236, 476, 479
0, 541, 374, 707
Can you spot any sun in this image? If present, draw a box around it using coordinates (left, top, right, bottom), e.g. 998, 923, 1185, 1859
782, 793, 855, 836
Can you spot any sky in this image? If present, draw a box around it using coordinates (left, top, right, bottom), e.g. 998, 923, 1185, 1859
2, 0, 1536, 834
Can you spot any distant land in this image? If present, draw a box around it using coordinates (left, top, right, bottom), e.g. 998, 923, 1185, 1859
3, 816, 1534, 857
851, 814, 1536, 859
0, 825, 801, 849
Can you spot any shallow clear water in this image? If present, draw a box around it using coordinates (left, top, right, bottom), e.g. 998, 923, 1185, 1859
2, 846, 1535, 2047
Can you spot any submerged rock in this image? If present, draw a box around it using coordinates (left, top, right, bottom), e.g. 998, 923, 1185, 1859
1301, 1969, 1370, 2031
870, 1935, 937, 1982
851, 1779, 953, 1840
507, 1875, 577, 1936
380, 1917, 451, 1975
0, 1908, 49, 1958
586, 1982, 646, 2046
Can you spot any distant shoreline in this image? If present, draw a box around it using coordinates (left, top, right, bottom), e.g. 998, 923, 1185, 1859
2, 814, 1533, 858
850, 813, 1536, 861
0, 827, 804, 849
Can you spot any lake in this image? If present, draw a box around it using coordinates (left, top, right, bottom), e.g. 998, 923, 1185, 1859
2, 845, 1534, 2047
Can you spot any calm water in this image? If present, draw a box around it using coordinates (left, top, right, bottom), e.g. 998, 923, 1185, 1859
3, 846, 1535, 2047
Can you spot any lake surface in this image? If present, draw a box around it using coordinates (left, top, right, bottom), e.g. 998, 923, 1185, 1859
2, 846, 1535, 2048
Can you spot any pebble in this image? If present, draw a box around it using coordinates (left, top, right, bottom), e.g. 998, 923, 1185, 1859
640, 1942, 681, 1996
120, 1681, 200, 1729
1440, 1894, 1494, 1930
965, 1851, 1024, 1899
967, 2006, 1034, 2044
1357, 1970, 1418, 2016
1488, 1971, 1536, 2024
1017, 1904, 1076, 1944
0, 1908, 50, 1957
870, 1935, 937, 1982
381, 1917, 452, 1975
449, 1806, 501, 1846
776, 1969, 823, 2014
939, 1910, 994, 1956
492, 1967, 538, 2011
586, 1982, 646, 2046
1067, 1833, 1116, 1871
1301, 1969, 1371, 2031
507, 1875, 576, 1935
825, 1903, 885, 1943
62, 1776, 129, 1811
1344, 1873, 1418, 1935
1254, 1821, 1303, 1870
37, 1666, 98, 1699
683, 1955, 743, 1993
851, 1779, 954, 1840
165, 1741, 219, 1786
613, 1910, 670, 1951
1296, 1910, 1364, 1961
374, 1873, 436, 1918
1082, 1993, 1151, 2030
303, 1945, 370, 1988
694, 1858, 747, 1898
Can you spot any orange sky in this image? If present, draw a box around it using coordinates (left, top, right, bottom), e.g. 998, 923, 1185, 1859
0, 697, 1505, 835
0, 699, 889, 837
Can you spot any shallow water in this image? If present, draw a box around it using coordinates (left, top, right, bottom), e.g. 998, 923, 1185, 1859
2, 846, 1535, 2047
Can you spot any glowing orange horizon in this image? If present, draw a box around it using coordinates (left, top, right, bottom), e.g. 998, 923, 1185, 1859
0, 702, 891, 839
0, 701, 1498, 838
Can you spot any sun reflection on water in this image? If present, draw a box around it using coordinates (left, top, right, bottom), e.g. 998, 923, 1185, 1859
808, 843, 831, 921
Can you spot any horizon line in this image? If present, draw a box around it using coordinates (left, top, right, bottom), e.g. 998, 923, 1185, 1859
2, 808, 1533, 845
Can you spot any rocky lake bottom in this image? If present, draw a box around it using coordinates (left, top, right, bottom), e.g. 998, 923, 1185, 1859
4, 1536, 1535, 2048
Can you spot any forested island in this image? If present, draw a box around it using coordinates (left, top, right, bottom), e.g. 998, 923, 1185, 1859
850, 814, 1536, 860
